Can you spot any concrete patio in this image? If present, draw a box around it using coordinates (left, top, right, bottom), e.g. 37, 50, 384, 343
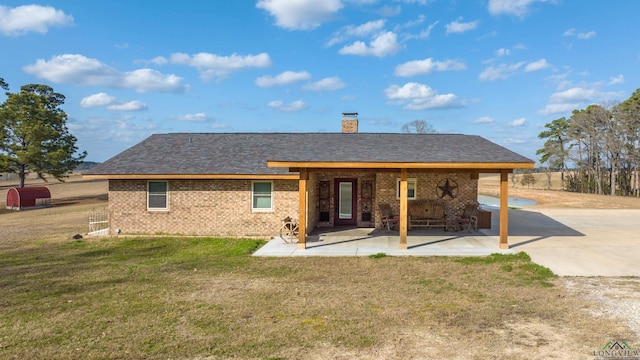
254, 226, 511, 257
253, 207, 640, 277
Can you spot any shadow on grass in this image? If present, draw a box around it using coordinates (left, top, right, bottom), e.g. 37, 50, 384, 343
0, 238, 264, 298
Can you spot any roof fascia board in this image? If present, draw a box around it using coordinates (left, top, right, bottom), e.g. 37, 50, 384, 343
83, 174, 299, 180
267, 161, 535, 170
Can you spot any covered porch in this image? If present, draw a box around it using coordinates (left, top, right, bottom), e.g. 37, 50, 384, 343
266, 132, 534, 250
269, 163, 532, 250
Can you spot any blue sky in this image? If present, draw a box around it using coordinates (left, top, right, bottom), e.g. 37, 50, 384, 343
1, 0, 639, 163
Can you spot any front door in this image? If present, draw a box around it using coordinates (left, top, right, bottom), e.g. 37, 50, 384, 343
334, 178, 357, 225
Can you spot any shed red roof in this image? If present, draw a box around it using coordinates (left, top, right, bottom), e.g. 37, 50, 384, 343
8, 187, 51, 200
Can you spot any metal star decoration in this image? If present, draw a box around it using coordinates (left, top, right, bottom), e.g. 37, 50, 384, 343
437, 178, 458, 199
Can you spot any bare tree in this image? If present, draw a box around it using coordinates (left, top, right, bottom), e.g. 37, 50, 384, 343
520, 171, 536, 189
401, 120, 435, 133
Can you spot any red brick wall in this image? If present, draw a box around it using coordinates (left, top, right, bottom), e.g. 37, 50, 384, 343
107, 172, 477, 236
108, 179, 299, 237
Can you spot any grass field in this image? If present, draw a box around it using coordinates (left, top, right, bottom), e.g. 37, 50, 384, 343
479, 173, 640, 209
0, 175, 637, 359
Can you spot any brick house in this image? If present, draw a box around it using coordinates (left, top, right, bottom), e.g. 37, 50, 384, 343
86, 114, 534, 249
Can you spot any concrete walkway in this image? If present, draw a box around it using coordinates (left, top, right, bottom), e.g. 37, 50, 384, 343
254, 208, 640, 276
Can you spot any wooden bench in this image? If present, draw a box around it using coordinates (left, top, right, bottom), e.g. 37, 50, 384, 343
408, 200, 448, 231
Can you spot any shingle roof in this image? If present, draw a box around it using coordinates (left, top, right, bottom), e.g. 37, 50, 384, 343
87, 133, 534, 176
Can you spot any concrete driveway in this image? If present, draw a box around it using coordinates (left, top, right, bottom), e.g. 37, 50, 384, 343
254, 208, 640, 277
486, 208, 640, 276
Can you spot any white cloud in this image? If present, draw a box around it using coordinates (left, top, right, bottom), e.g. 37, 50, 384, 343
256, 0, 343, 30
0, 5, 73, 36
545, 72, 572, 91
169, 52, 271, 81
394, 58, 466, 77
473, 116, 495, 124
478, 62, 525, 81
303, 77, 346, 91
255, 71, 312, 87
339, 31, 400, 57
564, 28, 596, 40
395, 0, 432, 5
211, 123, 228, 129
267, 99, 308, 112
509, 117, 527, 127
327, 19, 386, 46
384, 82, 461, 110
80, 92, 147, 111
80, 93, 116, 108
445, 18, 479, 34
24, 54, 187, 93
577, 31, 596, 40
488, 0, 549, 17
541, 86, 624, 115
121, 69, 186, 93
549, 87, 599, 103
395, 15, 425, 31
495, 48, 511, 57
106, 100, 147, 111
25, 54, 119, 85
524, 58, 551, 72
609, 75, 624, 85
376, 5, 401, 17
175, 112, 210, 122
415, 21, 439, 39
150, 56, 169, 66
540, 103, 579, 115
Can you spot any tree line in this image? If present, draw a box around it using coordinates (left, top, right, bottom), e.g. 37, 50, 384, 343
537, 88, 640, 196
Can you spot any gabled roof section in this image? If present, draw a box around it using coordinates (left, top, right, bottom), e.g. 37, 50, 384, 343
86, 133, 534, 179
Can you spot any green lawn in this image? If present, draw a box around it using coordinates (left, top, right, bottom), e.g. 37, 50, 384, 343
0, 237, 633, 359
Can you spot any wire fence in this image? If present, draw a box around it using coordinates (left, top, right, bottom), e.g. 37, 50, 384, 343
88, 208, 109, 235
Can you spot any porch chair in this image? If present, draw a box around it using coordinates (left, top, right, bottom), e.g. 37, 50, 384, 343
378, 203, 399, 231
457, 203, 479, 232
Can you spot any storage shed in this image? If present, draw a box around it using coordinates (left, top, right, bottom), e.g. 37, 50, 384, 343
6, 187, 51, 210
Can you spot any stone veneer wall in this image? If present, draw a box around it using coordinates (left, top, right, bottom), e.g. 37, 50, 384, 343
374, 172, 478, 228
341, 119, 358, 133
108, 179, 299, 237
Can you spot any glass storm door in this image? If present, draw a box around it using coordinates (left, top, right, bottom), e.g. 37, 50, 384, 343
335, 179, 357, 225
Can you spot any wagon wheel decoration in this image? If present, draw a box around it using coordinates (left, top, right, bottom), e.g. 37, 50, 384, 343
279, 216, 299, 243
436, 178, 458, 200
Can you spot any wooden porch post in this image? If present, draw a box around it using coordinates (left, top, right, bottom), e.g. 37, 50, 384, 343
499, 170, 509, 249
399, 168, 408, 249
298, 168, 308, 249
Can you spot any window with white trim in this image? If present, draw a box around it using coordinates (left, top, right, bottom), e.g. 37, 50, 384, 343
396, 178, 417, 200
252, 181, 273, 211
147, 181, 168, 210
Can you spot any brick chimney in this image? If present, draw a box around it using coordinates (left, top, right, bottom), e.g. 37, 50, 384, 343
341, 112, 358, 133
